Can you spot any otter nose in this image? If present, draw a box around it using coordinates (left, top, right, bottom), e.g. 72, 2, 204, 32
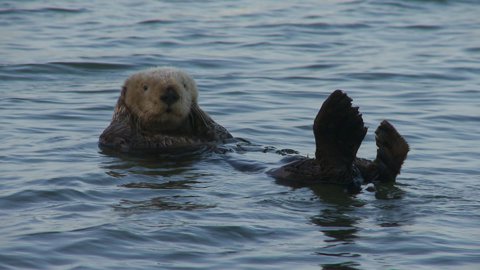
160, 87, 179, 106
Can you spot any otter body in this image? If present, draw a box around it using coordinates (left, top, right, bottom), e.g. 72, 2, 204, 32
269, 90, 409, 191
100, 69, 408, 192
99, 67, 232, 153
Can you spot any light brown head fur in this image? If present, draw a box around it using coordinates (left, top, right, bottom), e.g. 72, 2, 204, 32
122, 67, 198, 131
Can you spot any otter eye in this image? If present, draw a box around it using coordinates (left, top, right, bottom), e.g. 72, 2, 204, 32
182, 81, 188, 89
143, 85, 148, 91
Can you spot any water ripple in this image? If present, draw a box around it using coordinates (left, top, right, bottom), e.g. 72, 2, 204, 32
1, 0, 480, 269
0, 7, 87, 14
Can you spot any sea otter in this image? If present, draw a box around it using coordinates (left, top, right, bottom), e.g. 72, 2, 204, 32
269, 90, 409, 192
99, 67, 232, 153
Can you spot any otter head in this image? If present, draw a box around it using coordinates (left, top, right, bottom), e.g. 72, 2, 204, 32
122, 67, 198, 131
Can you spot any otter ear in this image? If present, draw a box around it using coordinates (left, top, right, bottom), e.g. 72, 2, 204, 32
183, 77, 199, 101
181, 78, 188, 90
121, 86, 127, 97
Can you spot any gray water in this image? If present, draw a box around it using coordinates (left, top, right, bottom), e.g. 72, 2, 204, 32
1, 1, 480, 269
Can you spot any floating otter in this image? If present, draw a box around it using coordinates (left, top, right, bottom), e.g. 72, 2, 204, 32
99, 67, 232, 153
269, 90, 409, 192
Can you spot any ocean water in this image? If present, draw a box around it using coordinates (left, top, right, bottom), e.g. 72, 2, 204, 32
1, 0, 479, 269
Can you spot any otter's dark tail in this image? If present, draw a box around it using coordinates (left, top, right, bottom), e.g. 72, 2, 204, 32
313, 90, 367, 175
374, 120, 409, 183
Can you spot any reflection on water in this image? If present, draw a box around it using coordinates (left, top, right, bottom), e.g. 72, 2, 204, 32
311, 185, 365, 207
313, 209, 358, 243
310, 185, 362, 269
320, 262, 360, 270
308, 182, 417, 270
374, 183, 405, 200
99, 148, 206, 178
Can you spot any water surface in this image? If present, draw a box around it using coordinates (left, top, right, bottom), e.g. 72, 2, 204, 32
1, 1, 480, 269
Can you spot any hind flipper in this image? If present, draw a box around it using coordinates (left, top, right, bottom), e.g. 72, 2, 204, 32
374, 120, 409, 183
313, 90, 367, 174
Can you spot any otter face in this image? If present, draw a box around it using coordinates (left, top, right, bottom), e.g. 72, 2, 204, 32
123, 67, 198, 131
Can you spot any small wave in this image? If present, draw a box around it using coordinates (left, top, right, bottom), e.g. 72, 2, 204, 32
51, 61, 133, 70
249, 21, 370, 29
465, 47, 480, 53
422, 114, 480, 124
0, 7, 87, 15
0, 61, 133, 78
120, 180, 199, 189
239, 41, 277, 48
189, 58, 248, 69
0, 188, 96, 209
137, 19, 174, 25
344, 71, 468, 81
290, 64, 339, 70
115, 196, 215, 212
395, 24, 443, 30
376, 1, 426, 10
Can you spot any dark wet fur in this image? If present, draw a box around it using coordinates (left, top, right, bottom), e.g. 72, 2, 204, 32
269, 90, 409, 191
373, 120, 410, 183
99, 92, 232, 153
